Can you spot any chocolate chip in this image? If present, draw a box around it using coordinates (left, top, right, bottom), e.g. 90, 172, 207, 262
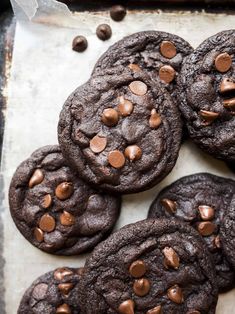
161, 198, 177, 214
163, 247, 180, 269
118, 96, 134, 116
129, 81, 148, 96
214, 235, 221, 249
32, 283, 48, 300
159, 65, 176, 83
58, 283, 74, 296
60, 211, 75, 226
215, 52, 232, 73
223, 98, 235, 110
34, 227, 44, 243
124, 145, 142, 161
39, 214, 56, 233
160, 41, 177, 59
128, 63, 141, 72
167, 285, 184, 304
146, 305, 162, 314
90, 135, 107, 153
133, 278, 150, 297
29, 169, 44, 188
56, 303, 71, 314
55, 182, 74, 201
220, 78, 235, 94
110, 5, 126, 21
102, 108, 119, 126
54, 268, 73, 281
72, 36, 88, 53
198, 205, 215, 221
96, 24, 112, 41
197, 221, 216, 236
108, 150, 125, 168
129, 260, 146, 278
199, 110, 219, 125
149, 109, 161, 129
118, 300, 135, 314
42, 194, 52, 209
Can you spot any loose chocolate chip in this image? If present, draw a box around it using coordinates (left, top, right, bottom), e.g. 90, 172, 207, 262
29, 169, 44, 188
223, 98, 235, 110
39, 214, 56, 233
220, 78, 235, 94
56, 303, 71, 314
215, 52, 232, 73
72, 36, 88, 53
110, 5, 126, 21
161, 198, 177, 214
55, 182, 74, 201
133, 278, 150, 297
54, 268, 74, 281
214, 235, 221, 249
60, 211, 75, 226
197, 221, 216, 236
167, 285, 184, 304
58, 283, 74, 296
159, 65, 176, 83
108, 150, 125, 169
198, 205, 215, 221
163, 247, 180, 269
149, 109, 161, 129
129, 260, 146, 278
42, 194, 52, 209
90, 135, 107, 153
118, 96, 134, 116
124, 145, 142, 161
102, 108, 119, 126
160, 41, 177, 59
146, 305, 162, 314
34, 227, 44, 243
129, 81, 148, 96
199, 110, 219, 125
128, 63, 141, 72
96, 24, 112, 41
118, 299, 135, 314
32, 283, 48, 300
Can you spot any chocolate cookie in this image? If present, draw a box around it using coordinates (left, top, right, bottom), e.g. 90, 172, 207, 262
58, 67, 182, 194
18, 267, 83, 314
92, 31, 193, 96
79, 219, 218, 314
9, 145, 121, 255
178, 30, 235, 162
148, 173, 235, 291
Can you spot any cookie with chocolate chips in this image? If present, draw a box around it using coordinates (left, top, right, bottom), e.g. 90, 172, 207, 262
79, 219, 218, 314
178, 30, 235, 162
58, 67, 182, 194
9, 145, 121, 255
92, 31, 193, 96
18, 267, 84, 314
148, 173, 235, 291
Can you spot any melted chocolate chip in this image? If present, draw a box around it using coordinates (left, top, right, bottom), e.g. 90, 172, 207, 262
55, 182, 74, 201
108, 150, 125, 168
198, 205, 215, 221
90, 135, 107, 153
129, 81, 148, 96
124, 145, 142, 161
29, 169, 44, 188
133, 278, 150, 296
163, 247, 180, 269
54, 268, 74, 281
159, 65, 176, 83
161, 198, 177, 214
167, 285, 184, 304
160, 41, 177, 59
60, 211, 75, 226
102, 108, 119, 126
118, 300, 135, 314
215, 52, 232, 73
129, 260, 146, 278
197, 221, 216, 236
39, 214, 56, 233
149, 109, 161, 129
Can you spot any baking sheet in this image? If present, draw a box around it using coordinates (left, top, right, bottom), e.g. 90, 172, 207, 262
1, 9, 235, 314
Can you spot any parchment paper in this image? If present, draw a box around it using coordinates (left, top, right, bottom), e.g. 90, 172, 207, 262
1, 9, 235, 314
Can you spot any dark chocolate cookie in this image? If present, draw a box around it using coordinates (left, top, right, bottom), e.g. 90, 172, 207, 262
148, 173, 235, 292
79, 219, 218, 314
178, 30, 235, 162
92, 31, 193, 97
18, 267, 83, 314
58, 67, 182, 194
9, 145, 121, 255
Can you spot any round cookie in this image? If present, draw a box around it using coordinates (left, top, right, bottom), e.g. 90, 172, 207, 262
148, 173, 235, 291
9, 145, 121, 255
79, 219, 218, 314
58, 67, 182, 194
92, 31, 193, 96
18, 267, 83, 314
178, 30, 235, 162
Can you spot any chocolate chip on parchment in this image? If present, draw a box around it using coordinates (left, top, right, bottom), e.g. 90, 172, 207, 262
110, 5, 126, 21
198, 205, 215, 221
149, 109, 161, 129
133, 278, 150, 297
146, 305, 162, 314
163, 247, 180, 269
108, 150, 125, 168
129, 260, 146, 278
118, 300, 135, 314
55, 182, 74, 200
167, 285, 184, 304
160, 41, 177, 59
159, 65, 176, 83
96, 24, 112, 41
197, 221, 216, 236
39, 214, 56, 233
102, 108, 119, 126
72, 36, 88, 53
124, 145, 142, 161
90, 135, 107, 153
118, 96, 134, 116
161, 198, 177, 214
215, 52, 232, 73
29, 169, 44, 188
129, 81, 148, 96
